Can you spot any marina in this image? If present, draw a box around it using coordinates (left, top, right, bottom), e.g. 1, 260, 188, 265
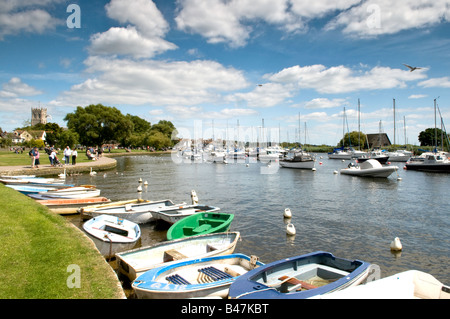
60, 153, 449, 298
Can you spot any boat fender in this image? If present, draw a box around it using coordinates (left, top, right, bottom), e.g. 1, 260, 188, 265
390, 237, 402, 251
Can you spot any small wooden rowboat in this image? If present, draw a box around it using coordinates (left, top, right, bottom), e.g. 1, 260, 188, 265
153, 204, 220, 225
36, 197, 111, 215
228, 251, 379, 299
166, 212, 234, 241
82, 214, 141, 259
116, 232, 240, 281
132, 253, 263, 299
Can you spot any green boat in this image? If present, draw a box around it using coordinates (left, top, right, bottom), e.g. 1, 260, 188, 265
166, 212, 234, 240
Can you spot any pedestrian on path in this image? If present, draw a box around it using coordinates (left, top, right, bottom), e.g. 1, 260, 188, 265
29, 148, 35, 168
72, 149, 78, 165
64, 146, 72, 165
34, 148, 40, 168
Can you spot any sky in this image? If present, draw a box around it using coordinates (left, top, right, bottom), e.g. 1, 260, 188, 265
1, 0, 450, 146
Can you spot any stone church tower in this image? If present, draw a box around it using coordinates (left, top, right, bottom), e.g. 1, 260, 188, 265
31, 107, 47, 126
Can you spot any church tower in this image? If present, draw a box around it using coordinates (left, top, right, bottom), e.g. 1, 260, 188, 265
31, 107, 47, 126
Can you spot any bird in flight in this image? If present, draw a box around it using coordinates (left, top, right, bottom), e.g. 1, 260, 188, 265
403, 64, 422, 72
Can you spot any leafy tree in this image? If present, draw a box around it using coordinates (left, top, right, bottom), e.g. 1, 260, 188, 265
145, 131, 172, 150
418, 127, 449, 147
151, 120, 177, 139
338, 131, 368, 148
64, 104, 133, 147
127, 114, 151, 134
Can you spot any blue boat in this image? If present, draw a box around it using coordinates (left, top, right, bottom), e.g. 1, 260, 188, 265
132, 253, 264, 299
6, 184, 58, 195
228, 251, 380, 299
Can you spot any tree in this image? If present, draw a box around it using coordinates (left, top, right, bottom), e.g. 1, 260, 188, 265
64, 104, 133, 147
418, 127, 449, 147
338, 131, 368, 149
127, 114, 151, 134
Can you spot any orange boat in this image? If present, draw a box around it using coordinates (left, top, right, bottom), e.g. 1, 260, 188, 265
36, 197, 111, 215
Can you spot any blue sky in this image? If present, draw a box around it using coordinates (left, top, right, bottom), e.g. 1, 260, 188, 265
1, 0, 450, 146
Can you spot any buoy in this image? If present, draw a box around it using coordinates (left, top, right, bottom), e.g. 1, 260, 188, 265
144, 180, 148, 186
319, 162, 323, 165
333, 170, 338, 174
284, 208, 292, 218
390, 237, 402, 251
139, 178, 142, 183
286, 223, 296, 235
397, 177, 402, 181
137, 185, 142, 193
312, 167, 316, 171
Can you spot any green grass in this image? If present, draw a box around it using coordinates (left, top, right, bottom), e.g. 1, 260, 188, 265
0, 185, 124, 298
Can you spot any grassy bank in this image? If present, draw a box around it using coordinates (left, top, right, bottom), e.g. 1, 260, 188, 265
0, 185, 124, 298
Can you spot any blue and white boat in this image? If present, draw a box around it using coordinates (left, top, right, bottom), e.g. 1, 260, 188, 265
228, 251, 380, 299
6, 184, 58, 195
132, 254, 264, 299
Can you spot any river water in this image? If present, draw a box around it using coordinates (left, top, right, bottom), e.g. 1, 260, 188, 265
65, 153, 449, 288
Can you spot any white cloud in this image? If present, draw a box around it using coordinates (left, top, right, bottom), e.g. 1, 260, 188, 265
266, 64, 427, 94
0, 77, 42, 98
418, 77, 450, 88
326, 0, 450, 37
51, 56, 249, 107
408, 94, 427, 99
89, 0, 177, 58
303, 98, 348, 109
0, 5, 61, 40
229, 83, 293, 107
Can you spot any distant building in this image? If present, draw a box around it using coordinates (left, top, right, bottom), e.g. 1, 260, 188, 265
11, 130, 46, 144
31, 107, 47, 126
366, 133, 391, 149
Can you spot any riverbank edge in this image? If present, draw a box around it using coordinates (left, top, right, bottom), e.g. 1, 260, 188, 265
0, 152, 171, 298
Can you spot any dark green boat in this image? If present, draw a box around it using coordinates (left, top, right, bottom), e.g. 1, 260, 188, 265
166, 212, 234, 240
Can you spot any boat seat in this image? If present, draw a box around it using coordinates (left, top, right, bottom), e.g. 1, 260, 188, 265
166, 274, 190, 285
278, 276, 318, 290
198, 266, 233, 281
192, 224, 212, 233
163, 249, 188, 262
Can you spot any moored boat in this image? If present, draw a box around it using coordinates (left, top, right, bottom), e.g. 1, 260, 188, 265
153, 204, 220, 225
82, 214, 141, 259
6, 184, 58, 195
36, 197, 111, 215
30, 188, 101, 199
132, 253, 263, 299
166, 212, 234, 241
405, 152, 450, 172
340, 159, 398, 178
116, 232, 240, 281
279, 150, 315, 169
228, 251, 379, 299
321, 270, 450, 299
82, 199, 187, 224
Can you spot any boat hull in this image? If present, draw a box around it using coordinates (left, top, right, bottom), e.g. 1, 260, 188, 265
340, 167, 398, 177
36, 197, 111, 215
116, 232, 240, 281
228, 251, 377, 299
279, 160, 315, 169
84, 199, 186, 224
132, 254, 263, 299
405, 163, 450, 172
166, 212, 234, 241
154, 205, 220, 225
83, 215, 141, 258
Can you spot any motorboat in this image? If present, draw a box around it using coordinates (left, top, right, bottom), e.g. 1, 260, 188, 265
279, 150, 315, 169
405, 152, 450, 172
340, 159, 398, 178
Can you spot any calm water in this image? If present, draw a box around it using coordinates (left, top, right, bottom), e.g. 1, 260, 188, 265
65, 153, 449, 286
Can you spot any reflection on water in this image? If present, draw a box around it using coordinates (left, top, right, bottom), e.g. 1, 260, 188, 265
65, 153, 449, 285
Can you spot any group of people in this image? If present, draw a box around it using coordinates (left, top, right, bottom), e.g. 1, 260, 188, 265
29, 146, 78, 168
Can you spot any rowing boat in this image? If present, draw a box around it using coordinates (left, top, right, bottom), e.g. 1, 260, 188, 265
116, 232, 240, 281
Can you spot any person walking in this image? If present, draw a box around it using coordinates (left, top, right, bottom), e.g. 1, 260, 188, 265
34, 148, 40, 168
63, 146, 71, 165
72, 148, 78, 165
29, 148, 35, 168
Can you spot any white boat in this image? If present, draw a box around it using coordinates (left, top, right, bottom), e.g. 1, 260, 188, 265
0, 176, 66, 185
132, 253, 263, 299
6, 184, 58, 195
207, 150, 227, 163
258, 148, 281, 162
82, 214, 141, 259
153, 204, 220, 225
328, 148, 353, 160
384, 150, 412, 162
321, 270, 450, 299
279, 150, 315, 169
36, 197, 112, 215
79, 199, 152, 216
116, 232, 240, 281
340, 159, 398, 178
31, 188, 101, 199
82, 199, 187, 224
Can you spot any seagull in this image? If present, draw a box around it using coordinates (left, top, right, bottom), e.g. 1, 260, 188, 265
403, 64, 422, 72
